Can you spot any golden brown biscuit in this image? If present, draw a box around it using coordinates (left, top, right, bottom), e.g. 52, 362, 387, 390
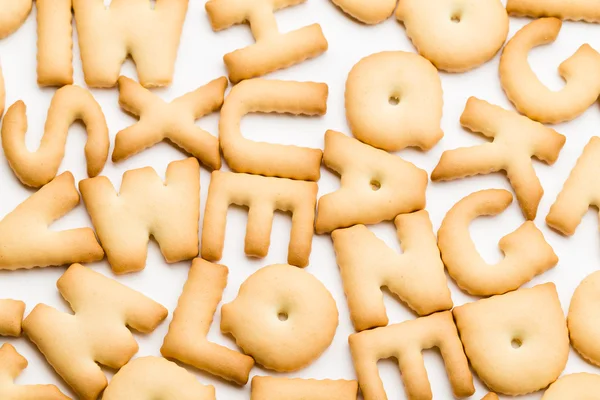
507, 0, 600, 22
331, 0, 397, 24
0, 299, 25, 337
36, 0, 73, 86
567, 271, 600, 367
251, 376, 358, 400
482, 394, 499, 400
542, 373, 600, 399
0, 0, 32, 39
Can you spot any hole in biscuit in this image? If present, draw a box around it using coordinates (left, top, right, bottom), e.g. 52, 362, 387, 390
389, 96, 400, 105
370, 180, 381, 191
511, 338, 522, 349
278, 312, 288, 321
450, 13, 461, 23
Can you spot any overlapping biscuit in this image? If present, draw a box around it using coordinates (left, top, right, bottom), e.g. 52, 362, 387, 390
396, 0, 508, 72
332, 210, 452, 331
23, 264, 168, 400
453, 283, 569, 395
567, 271, 600, 367
331, 0, 397, 24
0, 0, 32, 39
432, 97, 565, 220
349, 311, 474, 400
221, 264, 338, 372
0, 299, 25, 337
80, 158, 200, 274
2, 85, 109, 188
500, 18, 600, 124
345, 51, 443, 151
36, 0, 73, 86
219, 79, 327, 181
161, 258, 255, 385
103, 357, 215, 400
251, 376, 358, 400
316, 130, 427, 233
0, 343, 70, 400
507, 0, 600, 22
547, 137, 600, 235
201, 171, 318, 267
113, 76, 227, 169
438, 189, 557, 296
205, 0, 328, 83
0, 172, 104, 270
542, 373, 600, 399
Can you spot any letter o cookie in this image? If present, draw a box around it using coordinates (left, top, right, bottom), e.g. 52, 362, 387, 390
345, 51, 443, 151
0, 0, 32, 39
567, 271, 600, 367
396, 0, 508, 72
331, 0, 397, 24
221, 264, 338, 372
542, 373, 600, 399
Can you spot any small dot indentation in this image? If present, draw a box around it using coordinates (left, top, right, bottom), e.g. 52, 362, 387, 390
389, 96, 400, 105
451, 13, 461, 23
511, 338, 522, 349
278, 312, 288, 321
370, 180, 381, 191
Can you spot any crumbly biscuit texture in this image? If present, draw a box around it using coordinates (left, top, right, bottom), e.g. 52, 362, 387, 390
331, 0, 397, 24
0, 343, 70, 400
102, 357, 215, 400
547, 136, 600, 235
80, 158, 200, 274
201, 171, 318, 267
161, 258, 255, 385
22, 264, 168, 400
500, 18, 600, 124
542, 373, 600, 399
0, 172, 104, 270
438, 189, 557, 296
453, 283, 569, 395
432, 97, 565, 220
221, 264, 338, 372
349, 311, 474, 400
0, 0, 32, 39
507, 0, 600, 22
396, 0, 508, 72
2, 85, 109, 188
0, 299, 25, 337
345, 51, 443, 151
113, 76, 226, 168
72, 0, 188, 87
36, 0, 73, 86
251, 376, 358, 400
332, 210, 452, 331
220, 79, 327, 181
567, 271, 600, 367
316, 130, 427, 233
205, 0, 328, 82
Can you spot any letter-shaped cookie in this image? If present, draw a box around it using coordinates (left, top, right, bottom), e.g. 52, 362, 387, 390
349, 311, 475, 400
251, 376, 358, 400
221, 264, 338, 372
507, 0, 600, 22
438, 189, 557, 296
0, 172, 104, 270
0, 0, 32, 39
316, 130, 427, 233
72, 0, 188, 87
23, 264, 168, 400
482, 394, 499, 400
103, 357, 215, 400
500, 18, 600, 124
542, 373, 600, 399
2, 85, 109, 188
205, 0, 328, 83
567, 271, 600, 367
432, 97, 565, 220
396, 0, 508, 72
0, 343, 70, 400
220, 79, 327, 181
36, 0, 73, 86
331, 0, 397, 24
161, 259, 255, 385
202, 171, 317, 267
453, 283, 569, 395
547, 137, 600, 235
332, 210, 452, 332
80, 158, 200, 274
113, 76, 227, 169
345, 51, 443, 151
0, 299, 25, 337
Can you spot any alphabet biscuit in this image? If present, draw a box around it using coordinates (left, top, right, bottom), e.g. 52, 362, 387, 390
0, 299, 25, 337
251, 376, 358, 400
36, 0, 73, 86
542, 373, 600, 399
567, 271, 600, 367
331, 0, 397, 24
482, 394, 499, 400
507, 0, 600, 22
0, 0, 32, 39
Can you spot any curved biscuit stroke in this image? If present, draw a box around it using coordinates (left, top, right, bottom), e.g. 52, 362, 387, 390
567, 271, 600, 367
500, 18, 600, 124
542, 373, 600, 399
2, 85, 109, 188
0, 299, 25, 337
220, 79, 327, 181
251, 376, 358, 400
206, 0, 328, 83
0, 343, 70, 400
113, 76, 226, 169
332, 210, 452, 332
438, 189, 557, 296
432, 97, 565, 220
331, 0, 397, 24
0, 0, 32, 39
23, 264, 168, 400
507, 0, 600, 22
103, 357, 215, 400
73, 0, 188, 87
37, 0, 73, 86
396, 0, 508, 72
201, 171, 318, 267
0, 172, 104, 270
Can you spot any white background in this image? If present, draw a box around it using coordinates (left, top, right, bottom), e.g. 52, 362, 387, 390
1, 0, 599, 398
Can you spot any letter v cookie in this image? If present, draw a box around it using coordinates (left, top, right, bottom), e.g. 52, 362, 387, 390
113, 76, 227, 169
0, 343, 69, 400
432, 97, 565, 220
